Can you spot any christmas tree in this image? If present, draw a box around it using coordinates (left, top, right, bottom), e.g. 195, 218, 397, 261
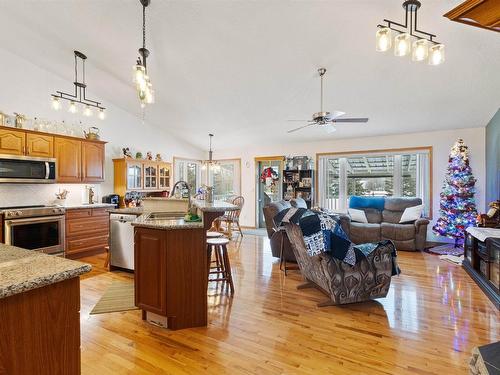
433, 139, 477, 247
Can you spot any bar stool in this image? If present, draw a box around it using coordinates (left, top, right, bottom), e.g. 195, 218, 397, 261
206, 237, 234, 294
207, 231, 224, 274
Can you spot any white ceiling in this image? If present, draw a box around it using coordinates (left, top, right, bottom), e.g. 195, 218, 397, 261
0, 0, 499, 151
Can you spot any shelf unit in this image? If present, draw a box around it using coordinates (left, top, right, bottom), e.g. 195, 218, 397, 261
282, 169, 313, 208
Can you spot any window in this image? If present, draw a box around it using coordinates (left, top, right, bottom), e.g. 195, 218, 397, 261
173, 158, 202, 194
207, 159, 241, 200
318, 148, 431, 216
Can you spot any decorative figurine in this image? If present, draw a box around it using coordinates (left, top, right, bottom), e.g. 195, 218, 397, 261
122, 147, 132, 158
14, 113, 26, 129
155, 153, 162, 161
135, 152, 143, 159
146, 151, 153, 160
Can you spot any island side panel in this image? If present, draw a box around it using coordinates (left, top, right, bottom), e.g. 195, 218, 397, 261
165, 227, 207, 330
0, 277, 81, 375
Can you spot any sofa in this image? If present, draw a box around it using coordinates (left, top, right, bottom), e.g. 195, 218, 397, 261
338, 196, 429, 251
262, 198, 307, 262
284, 221, 394, 306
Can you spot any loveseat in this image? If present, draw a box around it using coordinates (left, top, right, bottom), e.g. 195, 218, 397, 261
338, 196, 429, 251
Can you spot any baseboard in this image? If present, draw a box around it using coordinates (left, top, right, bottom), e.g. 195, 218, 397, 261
66, 247, 106, 260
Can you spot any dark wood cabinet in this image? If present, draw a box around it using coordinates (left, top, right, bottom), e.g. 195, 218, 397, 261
0, 277, 81, 375
134, 226, 207, 330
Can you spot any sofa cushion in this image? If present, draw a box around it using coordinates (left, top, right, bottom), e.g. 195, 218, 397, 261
382, 210, 403, 224
384, 197, 422, 211
349, 196, 385, 211
363, 208, 383, 224
381, 222, 415, 241
349, 222, 381, 244
399, 204, 424, 223
348, 208, 368, 223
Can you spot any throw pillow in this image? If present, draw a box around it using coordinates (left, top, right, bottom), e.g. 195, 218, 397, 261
348, 208, 368, 223
399, 204, 424, 223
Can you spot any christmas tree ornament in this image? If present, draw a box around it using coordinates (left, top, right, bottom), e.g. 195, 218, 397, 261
433, 139, 477, 247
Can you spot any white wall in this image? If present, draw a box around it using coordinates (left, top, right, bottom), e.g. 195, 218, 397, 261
0, 48, 203, 206
216, 127, 486, 242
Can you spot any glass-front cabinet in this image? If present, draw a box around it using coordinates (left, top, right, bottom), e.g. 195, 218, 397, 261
143, 164, 158, 189
127, 163, 142, 190
159, 163, 170, 189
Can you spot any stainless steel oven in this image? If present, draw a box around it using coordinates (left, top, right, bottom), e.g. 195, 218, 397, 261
3, 206, 65, 256
0, 154, 56, 183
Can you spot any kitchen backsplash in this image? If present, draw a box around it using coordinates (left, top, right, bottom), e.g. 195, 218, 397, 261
0, 184, 101, 207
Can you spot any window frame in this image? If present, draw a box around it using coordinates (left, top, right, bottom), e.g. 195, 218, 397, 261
173, 156, 202, 195
206, 158, 242, 200
316, 146, 433, 218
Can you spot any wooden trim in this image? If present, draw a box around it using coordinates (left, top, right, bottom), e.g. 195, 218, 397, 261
315, 146, 433, 219
0, 125, 107, 144
444, 0, 500, 33
254, 155, 285, 162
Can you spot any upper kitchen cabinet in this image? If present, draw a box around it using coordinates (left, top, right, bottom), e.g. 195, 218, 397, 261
54, 137, 82, 183
0, 128, 26, 156
82, 141, 105, 182
26, 133, 54, 158
143, 162, 158, 190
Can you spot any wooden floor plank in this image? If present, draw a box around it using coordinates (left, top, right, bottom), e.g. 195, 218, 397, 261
79, 235, 499, 374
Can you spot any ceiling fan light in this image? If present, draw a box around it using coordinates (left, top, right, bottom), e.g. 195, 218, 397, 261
412, 39, 428, 62
394, 33, 411, 57
429, 44, 445, 66
376, 27, 392, 52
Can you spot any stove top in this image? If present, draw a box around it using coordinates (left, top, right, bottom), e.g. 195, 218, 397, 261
1, 205, 65, 219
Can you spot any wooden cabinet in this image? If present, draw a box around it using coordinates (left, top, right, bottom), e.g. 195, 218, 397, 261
143, 163, 158, 189
0, 277, 81, 375
0, 128, 26, 156
82, 141, 105, 182
54, 137, 81, 183
26, 133, 54, 157
0, 126, 106, 184
134, 228, 167, 315
114, 158, 171, 206
444, 0, 500, 33
65, 207, 110, 258
134, 226, 207, 330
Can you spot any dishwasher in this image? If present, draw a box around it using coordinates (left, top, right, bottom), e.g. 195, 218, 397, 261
110, 213, 138, 271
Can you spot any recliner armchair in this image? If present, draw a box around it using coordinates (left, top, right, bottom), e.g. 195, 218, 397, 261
338, 197, 429, 251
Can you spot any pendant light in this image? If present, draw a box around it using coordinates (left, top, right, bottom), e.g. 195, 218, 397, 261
50, 51, 106, 118
376, 0, 445, 66
201, 134, 220, 172
133, 0, 154, 108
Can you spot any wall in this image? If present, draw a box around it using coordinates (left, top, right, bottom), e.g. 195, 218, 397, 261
0, 48, 203, 207
216, 127, 486, 242
485, 109, 500, 207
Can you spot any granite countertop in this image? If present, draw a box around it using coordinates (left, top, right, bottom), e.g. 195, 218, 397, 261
0, 244, 91, 299
193, 200, 239, 212
108, 207, 144, 215
64, 203, 117, 210
131, 213, 204, 230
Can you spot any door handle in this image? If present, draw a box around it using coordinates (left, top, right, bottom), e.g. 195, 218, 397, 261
45, 162, 50, 179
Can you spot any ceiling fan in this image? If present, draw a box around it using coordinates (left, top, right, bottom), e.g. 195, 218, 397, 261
287, 68, 369, 133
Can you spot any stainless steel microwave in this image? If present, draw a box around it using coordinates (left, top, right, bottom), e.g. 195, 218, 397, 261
0, 154, 56, 183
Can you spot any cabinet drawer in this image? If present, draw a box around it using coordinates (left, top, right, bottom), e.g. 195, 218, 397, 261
92, 208, 109, 217
66, 233, 108, 254
66, 209, 92, 219
66, 217, 109, 236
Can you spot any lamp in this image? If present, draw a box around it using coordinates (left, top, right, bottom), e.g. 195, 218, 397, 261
376, 0, 445, 66
133, 0, 154, 107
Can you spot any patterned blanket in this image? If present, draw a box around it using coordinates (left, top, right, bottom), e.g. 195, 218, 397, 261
274, 208, 400, 274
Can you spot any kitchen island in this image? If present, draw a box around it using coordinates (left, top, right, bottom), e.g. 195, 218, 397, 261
0, 244, 91, 375
193, 199, 239, 232
132, 213, 206, 330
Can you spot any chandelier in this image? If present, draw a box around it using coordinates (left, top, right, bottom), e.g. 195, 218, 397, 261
133, 0, 154, 108
376, 0, 445, 65
50, 51, 106, 119
201, 134, 220, 172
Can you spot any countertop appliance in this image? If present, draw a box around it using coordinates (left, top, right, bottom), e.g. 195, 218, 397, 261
102, 194, 120, 207
0, 154, 56, 183
110, 213, 138, 270
2, 205, 65, 256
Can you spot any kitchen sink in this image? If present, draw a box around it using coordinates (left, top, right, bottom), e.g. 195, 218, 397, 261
145, 212, 186, 220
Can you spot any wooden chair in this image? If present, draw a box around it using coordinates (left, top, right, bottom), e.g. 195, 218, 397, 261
219, 196, 245, 238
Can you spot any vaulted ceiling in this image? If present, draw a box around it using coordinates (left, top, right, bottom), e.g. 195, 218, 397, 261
0, 0, 499, 151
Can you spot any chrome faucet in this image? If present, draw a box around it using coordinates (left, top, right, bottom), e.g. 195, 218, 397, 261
170, 180, 193, 212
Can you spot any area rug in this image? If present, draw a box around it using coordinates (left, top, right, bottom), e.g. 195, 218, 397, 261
426, 244, 464, 257
90, 279, 138, 315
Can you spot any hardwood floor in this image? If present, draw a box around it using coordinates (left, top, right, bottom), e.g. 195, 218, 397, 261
79, 235, 498, 375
